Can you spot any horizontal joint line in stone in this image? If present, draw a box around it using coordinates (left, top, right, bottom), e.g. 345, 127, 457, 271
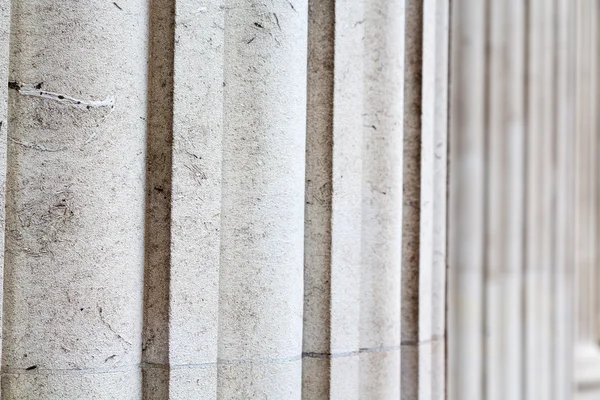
400, 335, 445, 346
142, 355, 302, 370
302, 345, 401, 359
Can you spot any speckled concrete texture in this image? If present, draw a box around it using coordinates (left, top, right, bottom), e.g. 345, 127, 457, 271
2, 1, 148, 398
217, 0, 308, 398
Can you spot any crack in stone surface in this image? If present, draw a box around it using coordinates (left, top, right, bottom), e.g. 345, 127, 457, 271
8, 81, 115, 110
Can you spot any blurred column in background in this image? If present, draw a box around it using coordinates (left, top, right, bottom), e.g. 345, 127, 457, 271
448, 0, 591, 399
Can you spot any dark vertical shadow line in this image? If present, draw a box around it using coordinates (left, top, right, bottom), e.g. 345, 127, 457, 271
142, 0, 175, 398
301, 0, 335, 397
482, 0, 491, 396
401, 0, 424, 396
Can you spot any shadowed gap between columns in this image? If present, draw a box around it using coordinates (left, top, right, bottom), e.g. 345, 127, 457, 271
401, 0, 423, 398
301, 0, 335, 397
142, 0, 176, 397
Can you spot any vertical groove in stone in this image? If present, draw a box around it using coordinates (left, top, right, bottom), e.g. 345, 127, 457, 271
447, 0, 486, 398
360, 0, 403, 397
302, 0, 365, 398
302, 0, 334, 397
402, 0, 449, 398
142, 0, 175, 397
2, 1, 148, 398
165, 1, 225, 398
217, 1, 308, 398
401, 0, 423, 398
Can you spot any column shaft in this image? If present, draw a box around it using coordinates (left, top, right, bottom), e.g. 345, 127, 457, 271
401, 0, 449, 399
447, 0, 486, 398
2, 1, 148, 398
360, 0, 403, 397
217, 1, 308, 397
302, 0, 364, 398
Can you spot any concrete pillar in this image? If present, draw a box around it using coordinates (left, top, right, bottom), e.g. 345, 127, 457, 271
401, 0, 449, 399
217, 1, 308, 398
2, 1, 148, 398
447, 0, 485, 398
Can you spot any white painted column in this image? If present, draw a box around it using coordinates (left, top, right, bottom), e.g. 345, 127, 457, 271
2, 1, 148, 398
447, 0, 485, 398
217, 1, 308, 398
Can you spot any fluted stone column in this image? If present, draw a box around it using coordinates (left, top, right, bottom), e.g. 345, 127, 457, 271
402, 0, 449, 399
2, 1, 148, 398
360, 0, 403, 397
483, 0, 527, 398
142, 1, 225, 399
575, 0, 600, 395
525, 0, 556, 398
303, 0, 405, 398
502, 0, 527, 398
217, 1, 308, 398
553, 0, 576, 398
302, 0, 364, 398
447, 0, 485, 398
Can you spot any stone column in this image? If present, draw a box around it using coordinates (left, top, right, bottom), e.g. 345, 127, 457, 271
483, 0, 526, 398
524, 0, 558, 397
302, 0, 364, 398
360, 0, 404, 398
447, 0, 486, 398
574, 0, 600, 393
401, 0, 449, 399
142, 1, 225, 399
303, 0, 405, 398
216, 1, 308, 398
553, 0, 577, 398
502, 0, 527, 398
2, 1, 148, 398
